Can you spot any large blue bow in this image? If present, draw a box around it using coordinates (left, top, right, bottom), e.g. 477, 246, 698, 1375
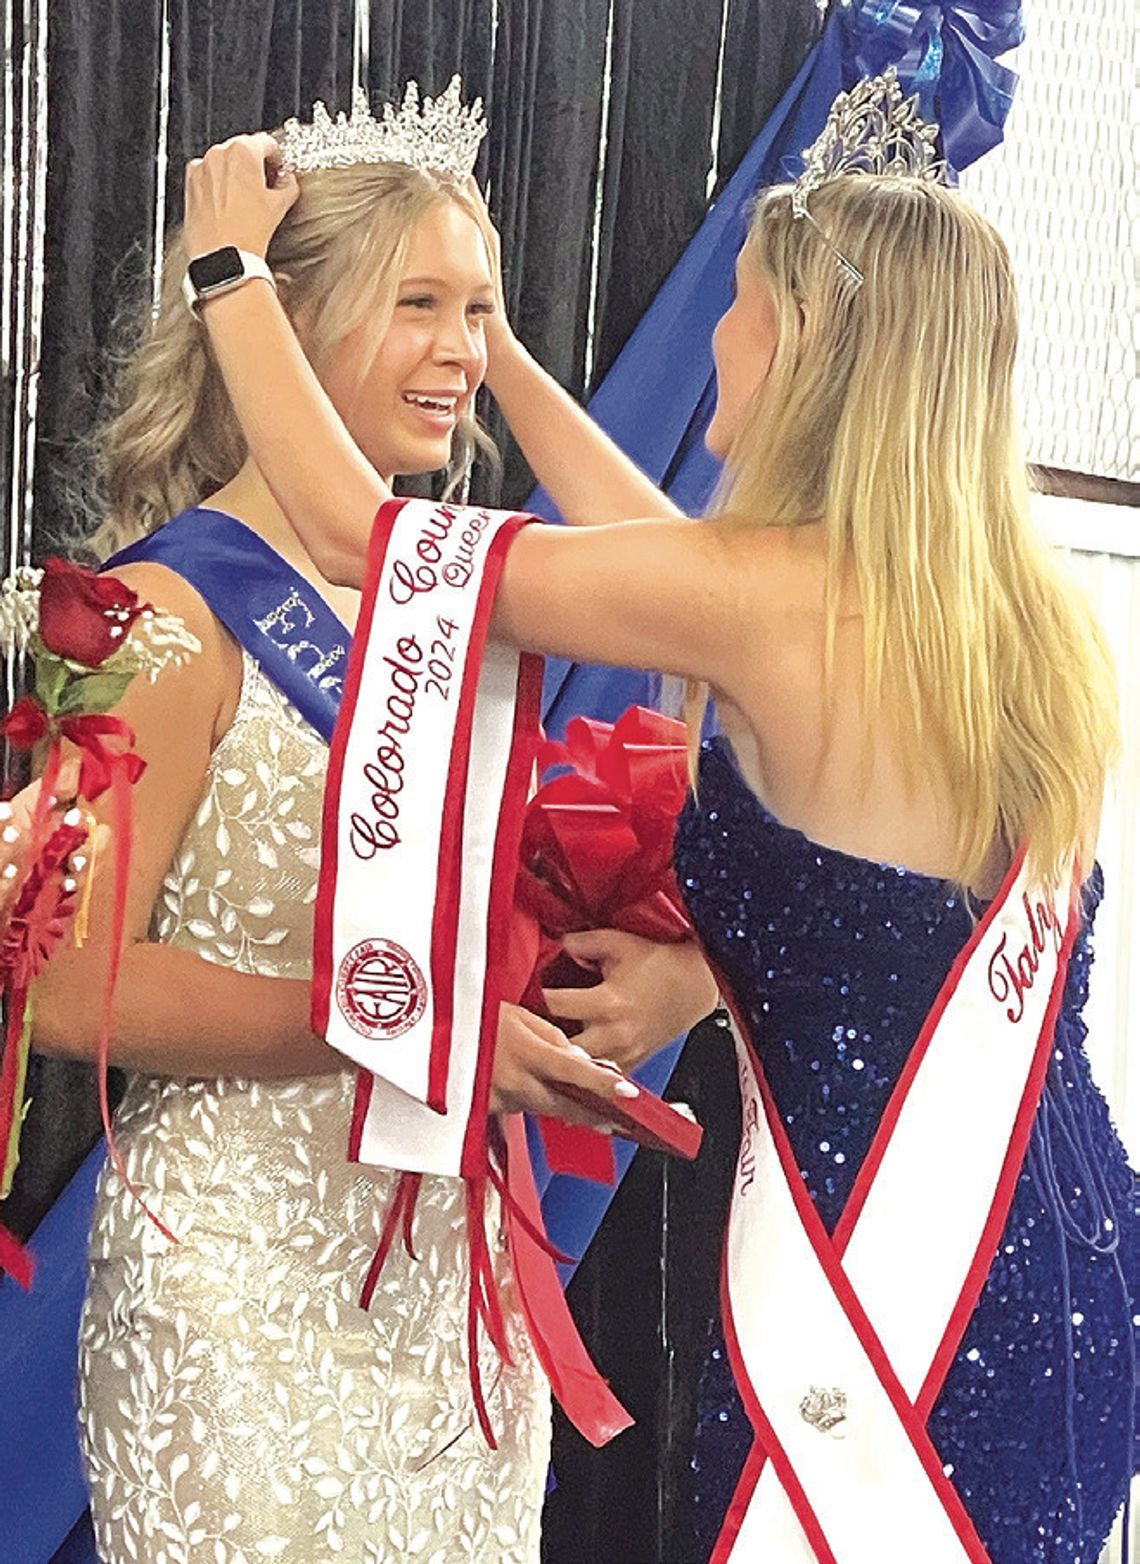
842, 0, 1023, 169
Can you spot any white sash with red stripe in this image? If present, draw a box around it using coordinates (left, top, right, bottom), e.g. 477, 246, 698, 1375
313, 496, 539, 1177
715, 852, 1079, 1564
312, 498, 633, 1452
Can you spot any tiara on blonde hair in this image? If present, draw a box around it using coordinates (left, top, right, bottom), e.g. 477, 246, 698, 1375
278, 76, 486, 181
792, 67, 947, 288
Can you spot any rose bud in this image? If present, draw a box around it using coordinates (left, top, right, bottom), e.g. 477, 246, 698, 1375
37, 557, 146, 668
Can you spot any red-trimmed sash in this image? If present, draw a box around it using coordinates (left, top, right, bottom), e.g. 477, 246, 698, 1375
313, 497, 631, 1450
713, 850, 1079, 1563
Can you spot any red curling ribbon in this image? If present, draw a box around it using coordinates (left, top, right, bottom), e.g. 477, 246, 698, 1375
486, 1153, 575, 1267
94, 760, 176, 1247
359, 1171, 422, 1311
510, 707, 694, 1183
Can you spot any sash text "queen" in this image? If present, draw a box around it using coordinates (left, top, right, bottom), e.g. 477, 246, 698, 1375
388, 504, 493, 604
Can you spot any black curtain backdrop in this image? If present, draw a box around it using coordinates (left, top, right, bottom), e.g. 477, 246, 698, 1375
2, 3, 821, 1558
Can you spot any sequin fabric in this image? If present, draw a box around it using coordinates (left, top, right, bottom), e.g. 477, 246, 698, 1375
675, 737, 1136, 1563
79, 650, 550, 1564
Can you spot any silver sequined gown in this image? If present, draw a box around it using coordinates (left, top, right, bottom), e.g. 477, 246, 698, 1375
79, 650, 551, 1564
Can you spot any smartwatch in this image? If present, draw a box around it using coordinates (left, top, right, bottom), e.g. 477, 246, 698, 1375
182, 247, 276, 312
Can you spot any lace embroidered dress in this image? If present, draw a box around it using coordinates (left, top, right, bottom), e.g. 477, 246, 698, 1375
676, 737, 1136, 1564
79, 650, 550, 1564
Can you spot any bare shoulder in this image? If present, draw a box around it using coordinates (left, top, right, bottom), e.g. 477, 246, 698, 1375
109, 560, 242, 740
709, 517, 835, 621
111, 560, 226, 641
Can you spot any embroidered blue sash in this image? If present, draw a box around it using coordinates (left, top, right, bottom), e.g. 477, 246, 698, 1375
107, 507, 350, 743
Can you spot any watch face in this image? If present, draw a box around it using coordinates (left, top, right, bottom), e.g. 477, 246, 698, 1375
187, 246, 243, 294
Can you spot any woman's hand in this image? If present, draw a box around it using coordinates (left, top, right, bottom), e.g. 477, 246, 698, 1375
462, 174, 684, 524
543, 931, 719, 1074
183, 133, 299, 262
491, 1001, 641, 1125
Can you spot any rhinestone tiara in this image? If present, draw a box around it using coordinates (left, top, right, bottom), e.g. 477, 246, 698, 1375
791, 68, 947, 289
277, 76, 487, 181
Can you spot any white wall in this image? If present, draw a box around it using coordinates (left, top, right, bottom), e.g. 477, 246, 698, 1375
1037, 493, 1138, 1564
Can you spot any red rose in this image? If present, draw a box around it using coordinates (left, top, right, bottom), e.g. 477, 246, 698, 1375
37, 556, 145, 668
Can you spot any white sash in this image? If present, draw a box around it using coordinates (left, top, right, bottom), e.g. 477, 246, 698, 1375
716, 852, 1079, 1563
313, 497, 539, 1177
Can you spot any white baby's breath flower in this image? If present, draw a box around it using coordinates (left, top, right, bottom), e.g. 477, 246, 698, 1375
0, 568, 44, 656
104, 608, 202, 681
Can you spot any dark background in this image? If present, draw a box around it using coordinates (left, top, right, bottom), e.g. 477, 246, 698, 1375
1, 4, 822, 1558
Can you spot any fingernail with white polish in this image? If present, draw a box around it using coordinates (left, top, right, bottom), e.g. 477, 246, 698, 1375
0, 802, 11, 822
613, 1080, 639, 1099
568, 1044, 592, 1062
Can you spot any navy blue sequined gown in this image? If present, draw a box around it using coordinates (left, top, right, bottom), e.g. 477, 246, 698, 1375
674, 737, 1136, 1564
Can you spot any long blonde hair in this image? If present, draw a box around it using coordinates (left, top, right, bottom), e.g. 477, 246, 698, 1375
710, 175, 1118, 890
93, 161, 490, 555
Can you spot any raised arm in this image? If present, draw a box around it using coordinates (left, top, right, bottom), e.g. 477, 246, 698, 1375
470, 179, 682, 526
184, 136, 387, 587
484, 332, 682, 525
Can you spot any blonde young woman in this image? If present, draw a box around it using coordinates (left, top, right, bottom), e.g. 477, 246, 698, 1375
31, 116, 713, 1563
186, 80, 1135, 1564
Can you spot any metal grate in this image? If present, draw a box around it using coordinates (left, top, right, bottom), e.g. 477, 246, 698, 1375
958, 0, 1139, 483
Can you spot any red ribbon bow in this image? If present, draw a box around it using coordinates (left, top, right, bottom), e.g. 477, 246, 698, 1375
509, 706, 694, 1182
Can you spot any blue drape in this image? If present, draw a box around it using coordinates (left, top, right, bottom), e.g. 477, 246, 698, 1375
533, 0, 1023, 1275
0, 5, 1021, 1554
0, 1147, 102, 1562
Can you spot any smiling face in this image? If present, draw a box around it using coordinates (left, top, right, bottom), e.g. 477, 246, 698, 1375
319, 197, 495, 478
706, 252, 781, 462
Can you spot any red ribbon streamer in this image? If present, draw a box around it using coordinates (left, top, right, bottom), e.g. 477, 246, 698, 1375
502, 1113, 633, 1447
0, 1219, 33, 1289
0, 740, 65, 1287
95, 762, 175, 1245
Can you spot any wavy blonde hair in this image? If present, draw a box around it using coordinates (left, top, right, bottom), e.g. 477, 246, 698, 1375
93, 161, 491, 555
705, 175, 1118, 890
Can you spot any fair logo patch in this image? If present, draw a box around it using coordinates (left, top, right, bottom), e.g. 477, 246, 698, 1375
336, 938, 427, 1041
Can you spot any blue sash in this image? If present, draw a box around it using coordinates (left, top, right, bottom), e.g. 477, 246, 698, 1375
108, 507, 350, 746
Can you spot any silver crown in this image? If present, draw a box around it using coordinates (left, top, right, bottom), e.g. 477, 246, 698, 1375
799, 1385, 849, 1439
792, 68, 947, 289
278, 76, 487, 181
